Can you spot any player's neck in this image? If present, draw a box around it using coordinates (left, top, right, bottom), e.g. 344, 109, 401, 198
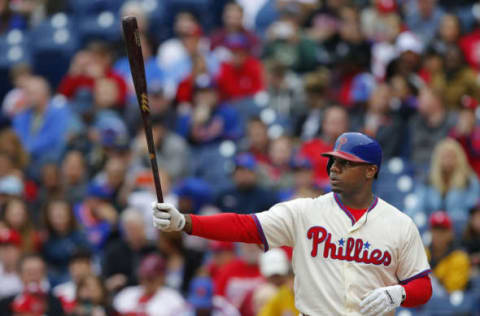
338, 190, 374, 210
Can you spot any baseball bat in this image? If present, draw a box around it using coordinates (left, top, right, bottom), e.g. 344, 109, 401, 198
122, 16, 164, 203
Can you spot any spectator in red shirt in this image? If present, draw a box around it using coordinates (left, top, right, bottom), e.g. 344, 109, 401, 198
58, 41, 127, 107
210, 2, 261, 60
300, 106, 349, 189
217, 34, 265, 101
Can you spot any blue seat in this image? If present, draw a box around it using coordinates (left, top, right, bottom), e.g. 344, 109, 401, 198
78, 12, 121, 46
29, 15, 78, 89
68, 0, 124, 16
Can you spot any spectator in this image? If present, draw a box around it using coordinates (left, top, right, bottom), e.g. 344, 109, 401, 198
0, 128, 29, 173
35, 162, 62, 207
0, 254, 65, 316
409, 87, 457, 176
462, 203, 480, 274
387, 31, 425, 81
211, 2, 260, 60
426, 211, 470, 293
53, 249, 94, 314
430, 44, 480, 109
217, 34, 265, 100
113, 254, 191, 315
94, 156, 128, 210
60, 150, 88, 206
214, 243, 263, 310
205, 241, 236, 281
1, 63, 33, 120
0, 229, 22, 299
258, 135, 295, 190
215, 153, 279, 213
242, 117, 270, 165
361, 0, 399, 43
1, 198, 41, 253
71, 274, 116, 316
258, 273, 298, 316
241, 248, 290, 316
300, 105, 349, 189
187, 276, 240, 316
132, 114, 190, 183
459, 13, 480, 70
177, 74, 242, 144
295, 69, 331, 140
281, 154, 322, 200
0, 175, 24, 210
410, 138, 479, 228
404, 0, 444, 45
356, 82, 405, 160
428, 14, 462, 56
449, 95, 480, 178
263, 59, 305, 123
13, 76, 73, 169
102, 209, 156, 293
174, 178, 214, 216
74, 183, 118, 252
262, 2, 318, 74
42, 199, 90, 286
58, 42, 128, 107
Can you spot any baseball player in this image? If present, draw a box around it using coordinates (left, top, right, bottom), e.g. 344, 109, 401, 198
152, 132, 432, 315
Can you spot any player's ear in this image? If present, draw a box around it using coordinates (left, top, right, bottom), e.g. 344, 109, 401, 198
365, 165, 377, 180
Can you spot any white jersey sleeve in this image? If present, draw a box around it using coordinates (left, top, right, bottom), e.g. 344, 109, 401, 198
254, 198, 305, 249
396, 218, 431, 283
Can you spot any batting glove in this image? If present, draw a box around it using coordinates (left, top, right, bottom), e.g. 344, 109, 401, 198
152, 203, 186, 232
360, 285, 405, 316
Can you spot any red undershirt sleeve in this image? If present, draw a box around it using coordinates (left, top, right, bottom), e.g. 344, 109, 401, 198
190, 213, 262, 244
401, 275, 432, 307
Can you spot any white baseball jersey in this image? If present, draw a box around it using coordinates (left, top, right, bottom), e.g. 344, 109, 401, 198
253, 192, 430, 316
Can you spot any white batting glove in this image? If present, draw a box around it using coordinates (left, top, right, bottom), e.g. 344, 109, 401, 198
152, 202, 186, 232
360, 285, 405, 316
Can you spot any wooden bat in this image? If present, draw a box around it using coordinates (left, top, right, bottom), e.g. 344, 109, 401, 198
122, 16, 164, 203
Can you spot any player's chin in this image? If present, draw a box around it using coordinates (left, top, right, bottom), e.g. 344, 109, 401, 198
330, 183, 343, 193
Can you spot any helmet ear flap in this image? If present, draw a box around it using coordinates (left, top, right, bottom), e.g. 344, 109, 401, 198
327, 157, 333, 175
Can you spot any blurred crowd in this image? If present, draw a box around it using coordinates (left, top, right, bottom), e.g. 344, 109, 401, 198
0, 0, 480, 315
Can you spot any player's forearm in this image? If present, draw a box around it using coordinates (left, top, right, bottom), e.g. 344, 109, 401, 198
183, 213, 263, 244
401, 275, 432, 307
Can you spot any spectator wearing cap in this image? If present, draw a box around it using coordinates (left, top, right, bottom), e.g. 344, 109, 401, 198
281, 154, 322, 200
41, 199, 90, 286
0, 175, 24, 209
386, 31, 424, 81
294, 69, 331, 141
58, 41, 128, 107
2, 198, 42, 253
205, 241, 236, 281
361, 0, 399, 43
131, 114, 190, 184
262, 2, 318, 74
215, 153, 279, 214
300, 106, 349, 189
94, 156, 129, 211
242, 117, 270, 165
449, 95, 480, 177
240, 248, 290, 316
429, 44, 480, 109
74, 183, 118, 252
410, 138, 479, 228
113, 254, 191, 315
102, 209, 156, 293
408, 87, 457, 176
404, 0, 444, 45
217, 33, 265, 100
53, 249, 94, 314
258, 272, 298, 316
177, 74, 242, 144
13, 76, 74, 170
210, 2, 261, 60
426, 211, 470, 294
0, 254, 65, 316
174, 178, 214, 215
0, 229, 22, 299
187, 276, 240, 316
462, 203, 480, 273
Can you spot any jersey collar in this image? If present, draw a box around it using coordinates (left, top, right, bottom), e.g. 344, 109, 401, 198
333, 193, 378, 226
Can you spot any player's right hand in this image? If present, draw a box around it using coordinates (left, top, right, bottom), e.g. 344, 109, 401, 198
152, 202, 186, 232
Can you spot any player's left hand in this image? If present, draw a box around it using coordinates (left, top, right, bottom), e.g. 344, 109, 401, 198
360, 285, 404, 316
